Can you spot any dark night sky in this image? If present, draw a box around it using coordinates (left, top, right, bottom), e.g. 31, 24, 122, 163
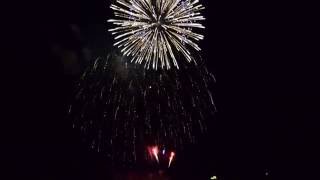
3, 0, 319, 180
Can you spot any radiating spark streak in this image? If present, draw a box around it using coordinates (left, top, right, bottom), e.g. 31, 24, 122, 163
152, 146, 159, 163
168, 151, 175, 168
108, 0, 205, 70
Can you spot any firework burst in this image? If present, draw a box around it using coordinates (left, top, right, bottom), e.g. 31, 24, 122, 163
108, 0, 206, 70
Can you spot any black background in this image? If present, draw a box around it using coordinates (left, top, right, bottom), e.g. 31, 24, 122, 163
3, 0, 319, 179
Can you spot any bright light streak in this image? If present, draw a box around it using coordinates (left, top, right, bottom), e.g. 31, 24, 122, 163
168, 151, 175, 168
152, 146, 159, 163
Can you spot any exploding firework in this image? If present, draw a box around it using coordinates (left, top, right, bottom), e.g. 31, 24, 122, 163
68, 53, 215, 165
108, 0, 206, 70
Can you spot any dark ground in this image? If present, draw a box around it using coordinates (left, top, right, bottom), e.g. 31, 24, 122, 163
2, 0, 319, 179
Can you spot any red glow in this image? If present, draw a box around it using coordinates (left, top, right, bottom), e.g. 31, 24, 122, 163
147, 146, 176, 166
152, 146, 159, 155
148, 146, 159, 163
170, 152, 175, 157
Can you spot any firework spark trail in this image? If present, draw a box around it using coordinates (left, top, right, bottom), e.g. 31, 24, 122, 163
108, 0, 205, 70
168, 151, 175, 168
68, 54, 216, 165
152, 146, 159, 163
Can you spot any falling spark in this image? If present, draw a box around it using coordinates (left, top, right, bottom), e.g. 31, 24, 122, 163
152, 146, 159, 163
168, 151, 175, 168
108, 0, 206, 70
68, 53, 216, 165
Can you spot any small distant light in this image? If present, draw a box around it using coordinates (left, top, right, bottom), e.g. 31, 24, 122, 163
210, 176, 217, 180
162, 149, 165, 155
265, 169, 270, 176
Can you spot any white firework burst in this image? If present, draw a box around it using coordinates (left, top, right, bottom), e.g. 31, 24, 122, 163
108, 0, 206, 70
